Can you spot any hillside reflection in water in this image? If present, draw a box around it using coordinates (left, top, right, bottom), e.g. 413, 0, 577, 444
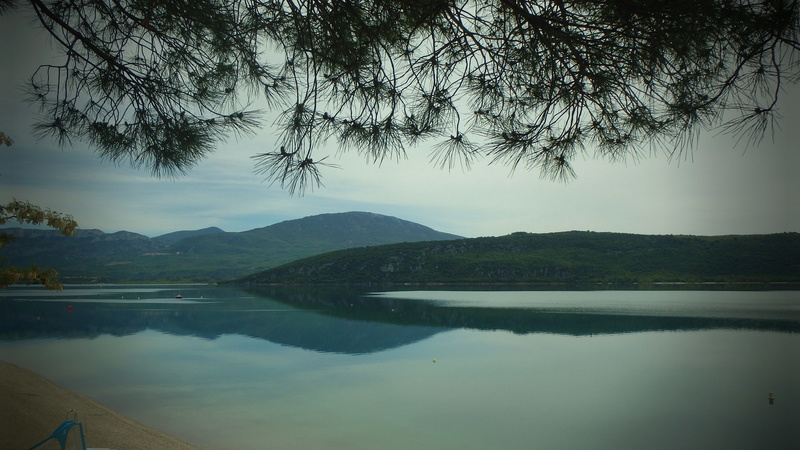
3, 285, 797, 353
1, 284, 798, 450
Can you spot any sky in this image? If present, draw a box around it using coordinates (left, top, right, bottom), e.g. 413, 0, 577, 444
1, 10, 798, 239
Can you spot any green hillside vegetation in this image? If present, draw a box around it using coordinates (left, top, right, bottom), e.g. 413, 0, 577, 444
232, 231, 800, 285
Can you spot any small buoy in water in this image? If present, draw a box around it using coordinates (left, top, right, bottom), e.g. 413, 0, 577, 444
67, 305, 73, 312
432, 358, 437, 363
768, 392, 775, 405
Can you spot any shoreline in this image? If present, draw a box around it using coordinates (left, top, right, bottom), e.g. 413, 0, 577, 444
0, 360, 199, 450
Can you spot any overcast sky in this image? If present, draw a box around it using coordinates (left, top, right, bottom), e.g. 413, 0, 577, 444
1, 10, 798, 238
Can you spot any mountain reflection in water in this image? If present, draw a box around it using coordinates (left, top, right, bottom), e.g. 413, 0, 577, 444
1, 285, 797, 355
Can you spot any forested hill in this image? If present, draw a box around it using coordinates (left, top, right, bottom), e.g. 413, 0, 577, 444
233, 232, 800, 285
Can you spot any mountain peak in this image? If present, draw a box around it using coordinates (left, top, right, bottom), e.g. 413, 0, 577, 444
250, 211, 461, 246
2, 212, 461, 283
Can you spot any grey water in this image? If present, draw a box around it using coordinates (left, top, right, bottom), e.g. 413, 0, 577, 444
1, 284, 797, 449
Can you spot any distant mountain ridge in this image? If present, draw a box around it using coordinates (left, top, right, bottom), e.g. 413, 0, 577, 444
152, 227, 225, 245
5, 214, 797, 285
0, 212, 461, 283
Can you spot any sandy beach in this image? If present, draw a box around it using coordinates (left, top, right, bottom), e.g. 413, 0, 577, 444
0, 361, 199, 450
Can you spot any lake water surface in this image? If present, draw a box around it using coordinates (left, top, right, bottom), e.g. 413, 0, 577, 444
1, 285, 797, 449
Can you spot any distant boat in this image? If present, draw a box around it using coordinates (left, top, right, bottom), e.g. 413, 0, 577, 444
175, 295, 183, 299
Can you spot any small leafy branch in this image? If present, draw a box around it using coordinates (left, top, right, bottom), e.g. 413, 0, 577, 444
1, 200, 79, 289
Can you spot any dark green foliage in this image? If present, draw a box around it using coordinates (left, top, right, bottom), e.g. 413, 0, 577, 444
235, 231, 800, 284
7, 0, 799, 190
20, 0, 271, 176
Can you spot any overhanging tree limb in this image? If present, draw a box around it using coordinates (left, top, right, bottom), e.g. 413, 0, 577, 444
5, 0, 798, 192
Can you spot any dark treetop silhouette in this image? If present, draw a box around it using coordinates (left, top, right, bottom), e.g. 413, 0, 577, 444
6, 0, 799, 192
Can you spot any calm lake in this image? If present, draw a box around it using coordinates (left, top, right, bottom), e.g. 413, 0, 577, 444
1, 284, 798, 449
